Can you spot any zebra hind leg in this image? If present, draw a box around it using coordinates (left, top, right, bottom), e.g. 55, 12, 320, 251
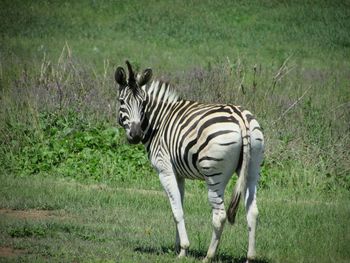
245, 126, 264, 262
245, 178, 258, 262
203, 186, 227, 262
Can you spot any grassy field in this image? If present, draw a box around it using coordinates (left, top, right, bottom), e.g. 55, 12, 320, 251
0, 173, 349, 263
0, 0, 349, 262
1, 0, 350, 70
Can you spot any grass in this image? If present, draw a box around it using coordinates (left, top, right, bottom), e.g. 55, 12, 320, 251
1, 0, 350, 70
1, 51, 348, 191
0, 0, 349, 262
0, 173, 349, 263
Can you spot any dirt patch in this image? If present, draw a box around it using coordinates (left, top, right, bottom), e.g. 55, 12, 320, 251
0, 246, 27, 257
0, 208, 64, 220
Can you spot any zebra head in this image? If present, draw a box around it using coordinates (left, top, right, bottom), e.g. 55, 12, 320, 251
115, 60, 152, 144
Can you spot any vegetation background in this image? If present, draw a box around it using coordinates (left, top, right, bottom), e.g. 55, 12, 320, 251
0, 0, 349, 262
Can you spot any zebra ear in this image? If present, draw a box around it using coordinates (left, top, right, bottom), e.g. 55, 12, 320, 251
138, 68, 152, 87
115, 67, 127, 87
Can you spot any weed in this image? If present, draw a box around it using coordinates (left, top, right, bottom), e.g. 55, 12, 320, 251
8, 224, 47, 238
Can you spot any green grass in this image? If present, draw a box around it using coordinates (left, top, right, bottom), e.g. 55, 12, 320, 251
1, 0, 350, 70
0, 173, 349, 263
0, 0, 349, 262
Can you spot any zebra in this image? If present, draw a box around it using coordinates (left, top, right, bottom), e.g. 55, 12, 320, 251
115, 61, 264, 262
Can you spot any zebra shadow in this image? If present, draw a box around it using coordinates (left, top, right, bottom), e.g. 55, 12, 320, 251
134, 246, 270, 263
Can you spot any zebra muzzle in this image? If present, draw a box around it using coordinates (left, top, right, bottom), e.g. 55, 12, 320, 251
128, 122, 143, 144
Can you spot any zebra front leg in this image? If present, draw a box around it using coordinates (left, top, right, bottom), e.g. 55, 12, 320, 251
159, 172, 189, 258
203, 187, 226, 262
175, 177, 185, 254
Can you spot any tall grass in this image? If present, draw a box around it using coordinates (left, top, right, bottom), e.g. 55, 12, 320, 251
0, 45, 349, 192
173, 57, 350, 192
0, 46, 155, 186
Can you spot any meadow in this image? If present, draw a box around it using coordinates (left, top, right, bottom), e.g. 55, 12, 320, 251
0, 0, 349, 262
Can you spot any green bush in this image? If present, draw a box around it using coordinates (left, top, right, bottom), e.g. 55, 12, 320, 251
14, 111, 153, 183
0, 88, 154, 184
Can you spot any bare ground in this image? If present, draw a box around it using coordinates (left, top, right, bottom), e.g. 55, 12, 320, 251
0, 208, 65, 220
0, 208, 66, 259
0, 246, 27, 258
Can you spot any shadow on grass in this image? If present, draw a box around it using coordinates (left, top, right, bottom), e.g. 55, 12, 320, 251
134, 245, 270, 263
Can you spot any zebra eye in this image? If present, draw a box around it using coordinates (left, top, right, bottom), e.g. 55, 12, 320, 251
119, 99, 125, 105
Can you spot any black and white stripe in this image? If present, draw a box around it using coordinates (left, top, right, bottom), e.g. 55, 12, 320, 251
115, 61, 264, 262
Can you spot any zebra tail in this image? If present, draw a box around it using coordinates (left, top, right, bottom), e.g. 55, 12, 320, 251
227, 114, 251, 225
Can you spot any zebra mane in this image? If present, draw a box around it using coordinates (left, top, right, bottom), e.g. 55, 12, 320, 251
143, 79, 179, 104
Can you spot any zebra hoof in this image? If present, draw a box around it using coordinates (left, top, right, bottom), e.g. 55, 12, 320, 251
177, 248, 187, 258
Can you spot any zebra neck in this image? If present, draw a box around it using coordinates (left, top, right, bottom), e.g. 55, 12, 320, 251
141, 93, 179, 149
